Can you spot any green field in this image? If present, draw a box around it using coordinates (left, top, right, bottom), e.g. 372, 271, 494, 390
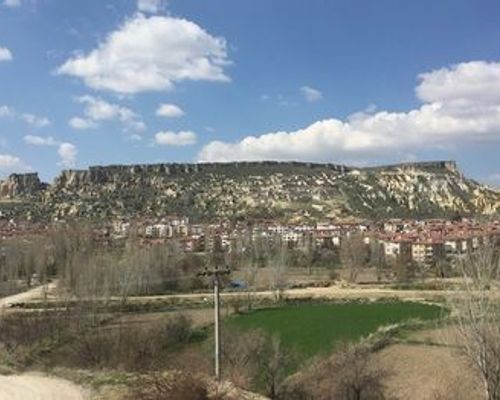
228, 301, 443, 357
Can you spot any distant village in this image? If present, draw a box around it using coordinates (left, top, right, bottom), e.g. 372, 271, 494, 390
1, 215, 498, 271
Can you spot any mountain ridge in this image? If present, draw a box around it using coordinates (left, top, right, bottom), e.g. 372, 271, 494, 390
0, 160, 498, 222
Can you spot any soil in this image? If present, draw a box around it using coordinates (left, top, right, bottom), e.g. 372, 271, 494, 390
0, 373, 88, 400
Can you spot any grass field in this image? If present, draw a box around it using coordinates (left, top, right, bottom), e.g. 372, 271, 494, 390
228, 301, 443, 358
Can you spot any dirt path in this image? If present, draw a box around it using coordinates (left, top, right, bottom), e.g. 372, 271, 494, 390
0, 373, 88, 400
110, 285, 500, 305
0, 282, 57, 310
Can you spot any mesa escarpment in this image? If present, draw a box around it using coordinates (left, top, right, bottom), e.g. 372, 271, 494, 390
0, 161, 498, 221
0, 173, 46, 199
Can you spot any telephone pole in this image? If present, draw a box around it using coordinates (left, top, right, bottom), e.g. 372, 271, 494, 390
198, 264, 231, 381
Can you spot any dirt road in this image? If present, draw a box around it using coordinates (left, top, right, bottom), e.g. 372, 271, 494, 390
12, 283, 500, 312
0, 282, 57, 310
0, 373, 88, 400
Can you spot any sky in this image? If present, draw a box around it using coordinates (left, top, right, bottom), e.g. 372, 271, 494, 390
1, 0, 500, 184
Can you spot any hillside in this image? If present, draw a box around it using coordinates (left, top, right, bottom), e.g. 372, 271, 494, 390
0, 160, 499, 222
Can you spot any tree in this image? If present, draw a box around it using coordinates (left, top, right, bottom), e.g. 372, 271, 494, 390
340, 234, 369, 283
369, 239, 387, 282
451, 247, 500, 400
282, 341, 389, 400
221, 328, 267, 389
270, 237, 288, 302
260, 335, 294, 399
328, 342, 388, 400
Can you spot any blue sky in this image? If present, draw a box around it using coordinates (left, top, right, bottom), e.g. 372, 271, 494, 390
0, 0, 500, 184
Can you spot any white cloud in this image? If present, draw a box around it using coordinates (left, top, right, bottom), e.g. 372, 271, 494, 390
0, 47, 13, 62
416, 61, 500, 105
0, 154, 30, 174
155, 130, 197, 146
71, 95, 146, 132
69, 117, 97, 130
21, 113, 51, 128
137, 0, 164, 13
199, 60, 500, 163
0, 106, 50, 128
58, 143, 77, 168
0, 105, 14, 117
300, 85, 323, 102
2, 0, 20, 8
156, 103, 185, 118
57, 14, 230, 94
24, 135, 59, 146
24, 136, 78, 169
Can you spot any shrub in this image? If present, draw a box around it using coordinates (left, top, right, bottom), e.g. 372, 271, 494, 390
128, 372, 209, 400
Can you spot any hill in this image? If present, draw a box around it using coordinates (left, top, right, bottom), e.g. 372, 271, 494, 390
0, 160, 498, 222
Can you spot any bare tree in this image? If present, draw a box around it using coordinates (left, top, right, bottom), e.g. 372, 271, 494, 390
241, 258, 259, 312
282, 341, 389, 400
340, 234, 369, 283
328, 342, 388, 400
221, 328, 266, 389
369, 239, 387, 282
271, 238, 288, 302
451, 247, 500, 400
261, 335, 294, 400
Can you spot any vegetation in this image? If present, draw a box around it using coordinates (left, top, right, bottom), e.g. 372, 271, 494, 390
228, 301, 443, 358
450, 247, 500, 400
0, 220, 498, 399
0, 310, 207, 372
2, 160, 498, 221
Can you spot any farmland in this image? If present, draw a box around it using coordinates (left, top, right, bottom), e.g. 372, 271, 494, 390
228, 301, 444, 357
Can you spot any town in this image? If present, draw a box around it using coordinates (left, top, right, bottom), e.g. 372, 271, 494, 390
3, 215, 498, 276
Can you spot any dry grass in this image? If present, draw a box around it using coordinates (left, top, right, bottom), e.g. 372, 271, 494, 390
375, 342, 483, 400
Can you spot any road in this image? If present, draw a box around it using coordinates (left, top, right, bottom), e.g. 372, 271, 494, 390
0, 282, 57, 310
9, 281, 500, 310
0, 373, 87, 400
0, 284, 88, 399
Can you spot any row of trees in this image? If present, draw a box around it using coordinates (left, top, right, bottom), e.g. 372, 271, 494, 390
0, 225, 409, 302
1, 221, 487, 302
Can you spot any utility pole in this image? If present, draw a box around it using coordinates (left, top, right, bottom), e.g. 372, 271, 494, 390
198, 264, 231, 381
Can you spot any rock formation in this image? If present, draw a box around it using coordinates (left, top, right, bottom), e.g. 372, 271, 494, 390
0, 161, 498, 221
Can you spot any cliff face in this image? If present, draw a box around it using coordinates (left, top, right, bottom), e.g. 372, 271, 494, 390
0, 173, 46, 199
0, 161, 498, 221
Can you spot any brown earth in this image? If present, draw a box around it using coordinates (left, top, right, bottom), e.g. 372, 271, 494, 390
0, 373, 89, 400
375, 342, 483, 400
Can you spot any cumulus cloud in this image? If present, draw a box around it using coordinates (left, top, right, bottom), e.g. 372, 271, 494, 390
199, 60, 500, 163
416, 61, 500, 105
0, 47, 13, 62
137, 0, 164, 13
155, 130, 197, 146
57, 143, 77, 168
24, 135, 59, 146
24, 135, 77, 169
0, 154, 30, 174
2, 0, 20, 7
57, 14, 230, 94
70, 95, 146, 132
300, 85, 323, 102
69, 117, 97, 130
0, 105, 14, 117
0, 105, 50, 128
21, 113, 51, 128
156, 103, 185, 118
